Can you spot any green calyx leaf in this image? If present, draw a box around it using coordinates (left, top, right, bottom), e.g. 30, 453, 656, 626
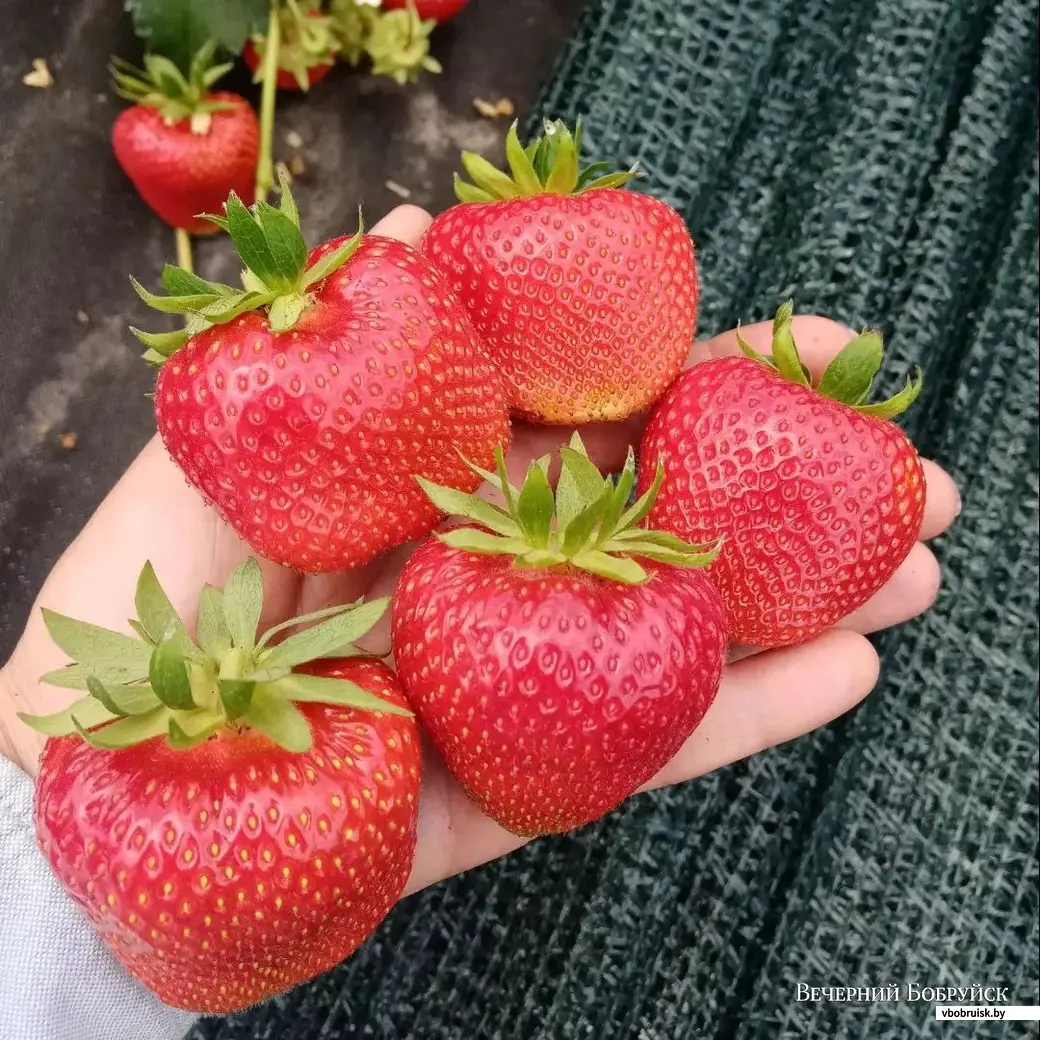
129, 171, 365, 354
23, 556, 403, 751
454, 118, 640, 203
110, 40, 236, 125
364, 4, 441, 85
739, 301, 924, 418
417, 436, 719, 585
249, 1, 340, 91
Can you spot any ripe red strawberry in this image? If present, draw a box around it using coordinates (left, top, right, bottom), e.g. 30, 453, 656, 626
243, 4, 338, 92
111, 44, 259, 235
22, 559, 420, 1013
391, 436, 726, 837
639, 302, 927, 648
382, 0, 470, 21
130, 178, 510, 573
421, 120, 698, 425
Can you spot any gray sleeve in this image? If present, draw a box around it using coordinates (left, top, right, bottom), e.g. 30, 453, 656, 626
0, 757, 198, 1040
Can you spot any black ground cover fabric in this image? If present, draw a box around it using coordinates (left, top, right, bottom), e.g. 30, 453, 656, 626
190, 0, 1040, 1037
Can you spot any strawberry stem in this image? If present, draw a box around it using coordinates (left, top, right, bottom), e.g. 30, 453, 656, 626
174, 227, 193, 273
255, 2, 283, 204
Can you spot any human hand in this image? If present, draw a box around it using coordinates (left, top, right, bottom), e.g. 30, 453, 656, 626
0, 204, 960, 896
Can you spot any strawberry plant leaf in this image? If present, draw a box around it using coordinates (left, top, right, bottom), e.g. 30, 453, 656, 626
272, 674, 413, 716
255, 602, 358, 652
561, 490, 610, 555
597, 450, 637, 538
504, 121, 543, 194
222, 558, 264, 650
615, 462, 665, 534
769, 300, 811, 386
195, 585, 232, 657
559, 443, 608, 502
41, 609, 151, 673
438, 529, 532, 556
125, 0, 268, 72
129, 326, 189, 357
253, 202, 308, 288
86, 678, 162, 717
219, 679, 254, 719
460, 151, 522, 200
246, 689, 312, 752
259, 599, 389, 671
161, 265, 233, 298
570, 550, 648, 584
40, 660, 150, 691
149, 635, 197, 710
453, 174, 495, 204
856, 368, 924, 419
302, 228, 364, 289
131, 276, 221, 313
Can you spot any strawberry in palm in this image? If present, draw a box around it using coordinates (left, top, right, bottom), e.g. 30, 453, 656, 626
22, 559, 420, 1013
391, 436, 727, 837
640, 302, 926, 648
130, 178, 510, 574
421, 120, 698, 425
111, 43, 259, 234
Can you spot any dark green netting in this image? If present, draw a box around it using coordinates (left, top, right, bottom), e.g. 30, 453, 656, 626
191, 0, 1040, 1036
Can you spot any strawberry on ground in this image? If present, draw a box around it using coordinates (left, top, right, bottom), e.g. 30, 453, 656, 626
391, 436, 727, 837
639, 302, 927, 649
243, 3, 339, 91
111, 43, 259, 235
23, 559, 420, 1013
129, 176, 510, 574
421, 120, 698, 425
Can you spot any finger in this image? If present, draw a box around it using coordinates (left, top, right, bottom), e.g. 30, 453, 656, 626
369, 204, 432, 247
918, 458, 960, 539
646, 629, 880, 788
694, 314, 856, 375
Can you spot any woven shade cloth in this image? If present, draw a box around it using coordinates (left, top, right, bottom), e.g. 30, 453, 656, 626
193, 0, 1040, 1036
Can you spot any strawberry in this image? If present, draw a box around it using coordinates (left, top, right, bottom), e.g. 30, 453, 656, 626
129, 177, 510, 574
639, 302, 927, 648
391, 436, 726, 837
22, 559, 420, 1013
382, 0, 470, 22
111, 43, 259, 235
243, 3, 339, 92
421, 120, 698, 425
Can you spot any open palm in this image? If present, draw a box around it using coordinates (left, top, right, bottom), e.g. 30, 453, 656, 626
0, 205, 960, 899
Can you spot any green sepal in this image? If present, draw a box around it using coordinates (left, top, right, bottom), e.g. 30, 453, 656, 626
364, 4, 441, 85
301, 224, 364, 289
246, 690, 312, 753
135, 561, 187, 646
86, 677, 162, 718
168, 711, 225, 750
453, 117, 638, 203
148, 635, 197, 710
741, 302, 924, 419
419, 433, 715, 585
219, 679, 255, 720
222, 558, 264, 651
41, 609, 151, 678
270, 674, 412, 716
129, 326, 190, 358
73, 707, 172, 749
195, 585, 232, 657
19, 696, 119, 737
258, 598, 389, 671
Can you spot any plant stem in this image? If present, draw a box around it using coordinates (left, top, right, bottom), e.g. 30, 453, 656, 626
175, 228, 193, 273
254, 2, 283, 204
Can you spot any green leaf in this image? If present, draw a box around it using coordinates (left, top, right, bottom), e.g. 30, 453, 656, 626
134, 562, 184, 644
559, 443, 608, 503
195, 585, 232, 657
168, 710, 224, 749
597, 451, 636, 540
195, 289, 277, 323
219, 679, 255, 719
246, 690, 312, 752
516, 462, 555, 549
493, 446, 519, 514
856, 368, 924, 419
161, 265, 232, 298
302, 229, 364, 289
130, 276, 220, 314
19, 696, 119, 737
129, 326, 189, 357
125, 0, 268, 72
268, 293, 311, 333
460, 151, 522, 201
253, 201, 308, 287
544, 126, 580, 194
570, 550, 649, 584
276, 166, 299, 226
438, 529, 532, 556
222, 558, 264, 650
601, 536, 720, 567
579, 170, 639, 192
144, 53, 189, 96
770, 300, 810, 386
224, 193, 284, 290
735, 328, 776, 369
42, 609, 151, 673
73, 707, 172, 749
561, 490, 610, 556
255, 603, 357, 652
817, 330, 885, 403
148, 636, 196, 710
260, 599, 389, 672
453, 174, 495, 204
40, 660, 150, 691
271, 674, 412, 716
86, 677, 162, 717
615, 462, 665, 533
504, 121, 544, 194
415, 478, 519, 537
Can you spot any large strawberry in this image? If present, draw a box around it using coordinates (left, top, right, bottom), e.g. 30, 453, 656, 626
22, 559, 420, 1013
243, 3, 339, 92
130, 178, 510, 573
111, 43, 259, 235
391, 436, 726, 837
639, 302, 926, 649
421, 120, 698, 425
